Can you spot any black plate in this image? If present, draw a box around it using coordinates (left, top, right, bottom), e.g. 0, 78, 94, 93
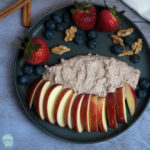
14, 4, 150, 143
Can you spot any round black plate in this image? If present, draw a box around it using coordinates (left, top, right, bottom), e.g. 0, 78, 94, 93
14, 4, 150, 143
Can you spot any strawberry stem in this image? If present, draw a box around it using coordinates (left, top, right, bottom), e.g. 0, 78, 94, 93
110, 6, 125, 22
104, 0, 109, 9
13, 35, 42, 62
71, 1, 92, 14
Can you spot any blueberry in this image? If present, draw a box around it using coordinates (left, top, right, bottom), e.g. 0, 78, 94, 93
74, 33, 85, 45
45, 20, 56, 30
34, 65, 44, 76
56, 24, 65, 31
124, 36, 134, 46
87, 30, 97, 39
136, 89, 147, 99
18, 75, 29, 85
23, 64, 33, 75
44, 30, 55, 40
52, 14, 62, 23
139, 78, 150, 89
111, 44, 123, 54
130, 54, 140, 64
63, 13, 71, 23
88, 39, 97, 49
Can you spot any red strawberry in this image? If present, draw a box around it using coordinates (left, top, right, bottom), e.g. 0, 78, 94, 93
96, 6, 124, 32
71, 1, 97, 31
26, 38, 50, 65
15, 37, 50, 65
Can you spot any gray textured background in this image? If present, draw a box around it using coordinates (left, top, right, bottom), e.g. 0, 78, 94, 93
0, 0, 150, 149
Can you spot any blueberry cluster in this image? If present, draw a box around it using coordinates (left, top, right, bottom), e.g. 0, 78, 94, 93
87, 30, 97, 49
18, 64, 44, 85
111, 36, 141, 64
74, 30, 97, 49
44, 12, 98, 49
44, 13, 72, 40
136, 78, 150, 99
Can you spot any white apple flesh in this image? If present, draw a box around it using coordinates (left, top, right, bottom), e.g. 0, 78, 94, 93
43, 84, 63, 124
34, 81, 51, 120
55, 88, 73, 127
71, 94, 85, 133
124, 82, 136, 116
97, 97, 107, 132
64, 92, 77, 129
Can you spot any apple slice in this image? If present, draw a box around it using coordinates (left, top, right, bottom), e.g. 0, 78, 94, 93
64, 92, 77, 129
106, 93, 117, 128
81, 94, 91, 132
97, 97, 107, 132
34, 80, 51, 120
43, 84, 63, 124
124, 82, 136, 116
115, 87, 127, 123
55, 88, 73, 127
71, 94, 85, 133
89, 95, 98, 132
28, 79, 43, 109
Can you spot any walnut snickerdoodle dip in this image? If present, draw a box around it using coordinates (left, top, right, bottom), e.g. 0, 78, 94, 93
43, 54, 140, 97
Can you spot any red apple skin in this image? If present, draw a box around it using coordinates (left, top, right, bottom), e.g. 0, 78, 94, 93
81, 94, 91, 132
115, 87, 127, 123
89, 95, 98, 132
34, 81, 47, 119
71, 94, 84, 132
106, 93, 117, 128
64, 92, 75, 127
27, 79, 43, 109
54, 88, 71, 124
97, 97, 107, 132
43, 84, 60, 123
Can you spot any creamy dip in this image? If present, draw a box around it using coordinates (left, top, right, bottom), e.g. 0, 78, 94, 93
43, 54, 140, 97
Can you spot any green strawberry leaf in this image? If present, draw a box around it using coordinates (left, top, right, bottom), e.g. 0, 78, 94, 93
13, 33, 43, 64
71, 1, 91, 14
32, 45, 41, 52
74, 1, 80, 8
110, 6, 125, 22
16, 36, 26, 43
12, 43, 24, 50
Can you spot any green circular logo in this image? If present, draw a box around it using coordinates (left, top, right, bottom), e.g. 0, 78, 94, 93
2, 134, 14, 148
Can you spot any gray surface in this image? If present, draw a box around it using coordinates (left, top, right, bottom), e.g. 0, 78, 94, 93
0, 0, 150, 149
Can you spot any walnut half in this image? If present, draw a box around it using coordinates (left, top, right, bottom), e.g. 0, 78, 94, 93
52, 45, 70, 55
117, 28, 134, 37
118, 50, 134, 57
131, 38, 143, 54
64, 26, 77, 42
110, 34, 124, 46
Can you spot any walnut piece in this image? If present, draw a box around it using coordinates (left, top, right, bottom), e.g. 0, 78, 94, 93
64, 26, 77, 42
52, 45, 70, 55
131, 38, 142, 54
118, 50, 134, 56
117, 28, 134, 37
110, 34, 124, 46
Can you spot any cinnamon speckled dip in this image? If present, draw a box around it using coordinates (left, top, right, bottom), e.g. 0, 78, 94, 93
43, 54, 140, 97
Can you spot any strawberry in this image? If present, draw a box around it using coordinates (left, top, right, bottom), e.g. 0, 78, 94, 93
15, 37, 50, 65
71, 1, 97, 31
96, 6, 124, 32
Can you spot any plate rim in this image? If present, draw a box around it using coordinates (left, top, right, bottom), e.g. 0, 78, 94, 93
13, 4, 150, 144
